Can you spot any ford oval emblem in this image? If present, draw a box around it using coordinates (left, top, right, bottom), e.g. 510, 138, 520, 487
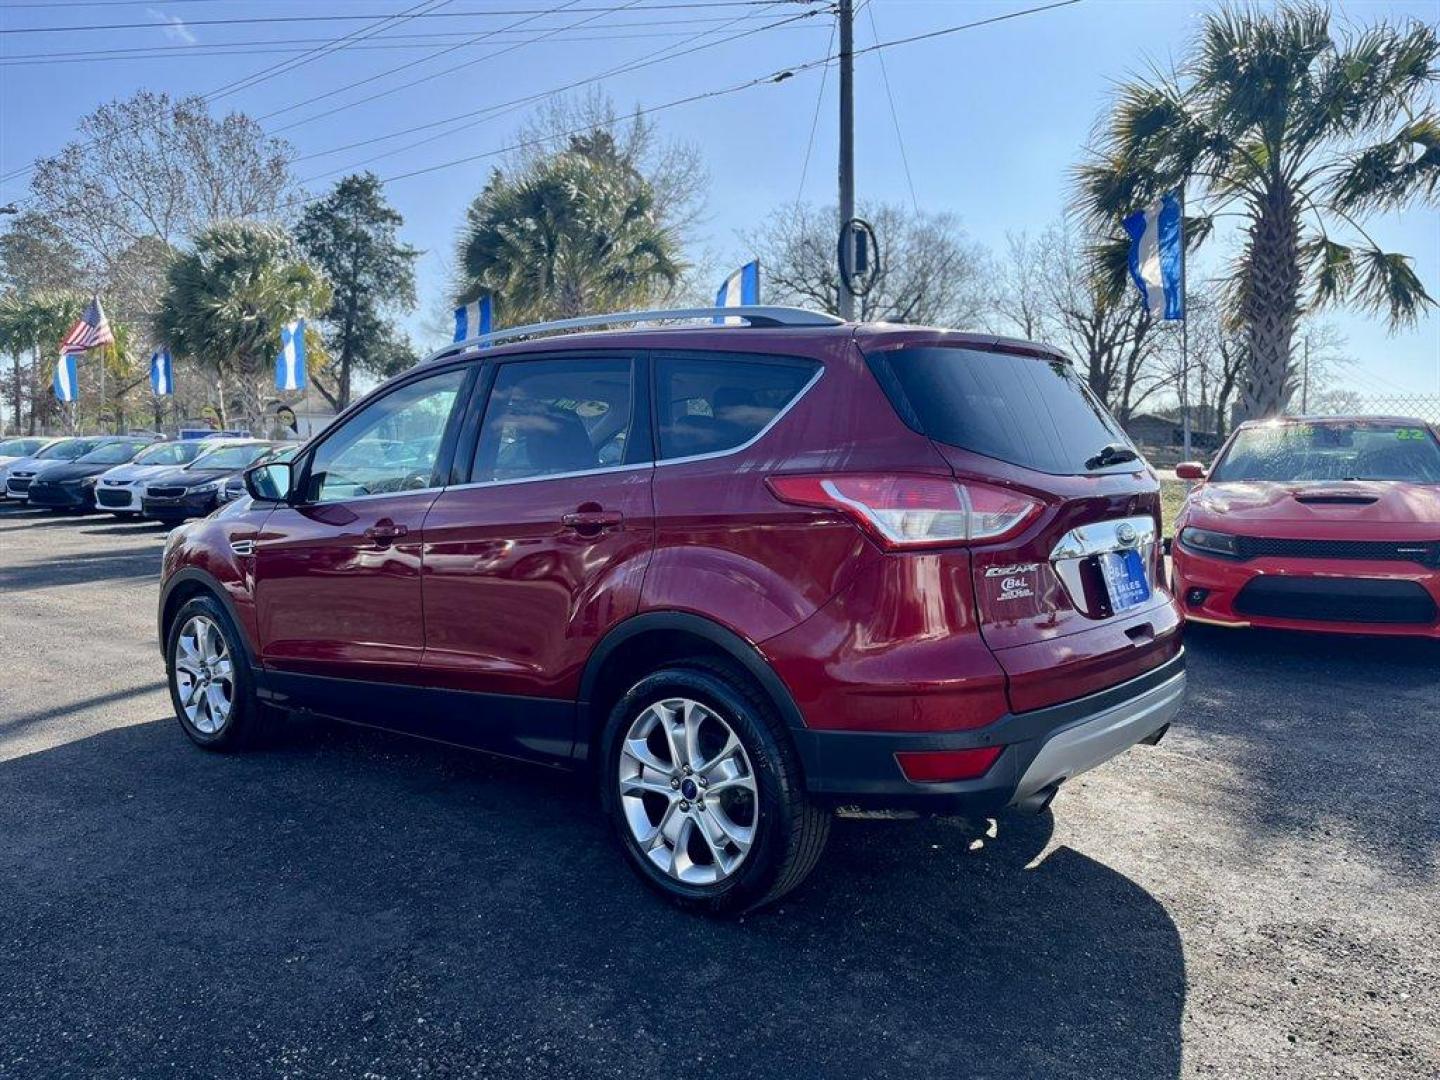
1116, 522, 1138, 546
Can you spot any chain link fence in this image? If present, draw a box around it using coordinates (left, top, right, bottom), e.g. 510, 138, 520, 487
1312, 395, 1440, 425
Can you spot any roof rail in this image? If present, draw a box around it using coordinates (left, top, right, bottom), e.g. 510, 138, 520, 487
420, 305, 844, 365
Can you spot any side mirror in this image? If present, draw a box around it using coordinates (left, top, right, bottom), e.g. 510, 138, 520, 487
244, 461, 294, 502
1175, 461, 1207, 481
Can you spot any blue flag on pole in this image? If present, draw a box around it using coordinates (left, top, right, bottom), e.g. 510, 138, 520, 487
454, 296, 492, 343
275, 319, 307, 391
714, 260, 760, 324
150, 347, 174, 396
1122, 191, 1185, 320
53, 353, 78, 402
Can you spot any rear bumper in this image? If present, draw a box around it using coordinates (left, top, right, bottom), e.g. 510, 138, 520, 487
1174, 545, 1440, 638
793, 651, 1186, 814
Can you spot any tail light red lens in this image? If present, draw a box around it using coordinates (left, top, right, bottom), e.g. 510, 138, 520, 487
895, 746, 1004, 783
766, 473, 1042, 549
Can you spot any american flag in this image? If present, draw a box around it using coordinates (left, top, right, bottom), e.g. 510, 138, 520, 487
59, 295, 114, 355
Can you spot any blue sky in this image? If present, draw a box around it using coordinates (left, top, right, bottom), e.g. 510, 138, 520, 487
2, 0, 1437, 395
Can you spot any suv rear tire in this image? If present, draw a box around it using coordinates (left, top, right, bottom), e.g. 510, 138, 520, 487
600, 660, 830, 914
165, 595, 265, 751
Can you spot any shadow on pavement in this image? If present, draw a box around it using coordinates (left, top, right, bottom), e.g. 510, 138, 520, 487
0, 547, 162, 592
0, 681, 167, 737
0, 718, 1184, 1079
1182, 625, 1440, 880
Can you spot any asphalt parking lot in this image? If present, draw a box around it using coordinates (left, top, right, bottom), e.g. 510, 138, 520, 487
1, 503, 1436, 1079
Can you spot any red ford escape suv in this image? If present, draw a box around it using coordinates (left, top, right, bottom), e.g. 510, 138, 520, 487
159, 306, 1186, 913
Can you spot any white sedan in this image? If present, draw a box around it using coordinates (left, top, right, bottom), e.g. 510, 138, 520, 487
92, 438, 241, 515
0, 436, 61, 498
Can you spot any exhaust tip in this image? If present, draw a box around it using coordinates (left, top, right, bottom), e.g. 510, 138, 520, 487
1015, 781, 1061, 815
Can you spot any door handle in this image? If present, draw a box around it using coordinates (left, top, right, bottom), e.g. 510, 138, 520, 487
364, 520, 409, 544
561, 509, 623, 533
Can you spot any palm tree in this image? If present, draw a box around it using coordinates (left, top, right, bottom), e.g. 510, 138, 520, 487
0, 290, 85, 433
156, 221, 330, 432
456, 133, 685, 323
1078, 3, 1438, 417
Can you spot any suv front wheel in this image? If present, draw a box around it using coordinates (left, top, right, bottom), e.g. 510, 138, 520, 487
165, 595, 265, 750
600, 661, 830, 914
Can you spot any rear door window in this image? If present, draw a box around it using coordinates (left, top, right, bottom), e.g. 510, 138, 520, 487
654, 355, 817, 461
869, 346, 1134, 475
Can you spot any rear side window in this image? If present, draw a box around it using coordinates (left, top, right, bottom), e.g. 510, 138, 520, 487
870, 346, 1132, 475
655, 356, 817, 461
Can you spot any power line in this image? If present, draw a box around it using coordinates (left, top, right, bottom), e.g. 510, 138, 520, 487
0, 0, 450, 183
791, 18, 834, 212
4, 0, 722, 186
294, 3, 818, 176
288, 0, 1085, 203
5, 0, 1082, 208
0, 1, 780, 33
204, 0, 452, 108
0, 12, 806, 64
866, 2, 918, 214
258, 0, 644, 131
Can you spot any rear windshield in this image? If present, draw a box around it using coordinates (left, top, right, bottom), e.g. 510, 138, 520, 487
869, 346, 1134, 474
1211, 422, 1440, 483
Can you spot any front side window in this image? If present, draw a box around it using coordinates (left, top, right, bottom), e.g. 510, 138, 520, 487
471, 358, 634, 483
307, 367, 468, 502
654, 355, 816, 461
1211, 421, 1440, 483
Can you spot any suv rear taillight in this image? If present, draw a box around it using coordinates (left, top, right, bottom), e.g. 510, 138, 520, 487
766, 474, 1043, 550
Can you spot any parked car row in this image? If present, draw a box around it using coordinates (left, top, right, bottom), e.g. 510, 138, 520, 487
0, 434, 298, 524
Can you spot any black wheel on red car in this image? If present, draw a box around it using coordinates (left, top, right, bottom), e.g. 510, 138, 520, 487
600, 660, 830, 915
165, 594, 264, 751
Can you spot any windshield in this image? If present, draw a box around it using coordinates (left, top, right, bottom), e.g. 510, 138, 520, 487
1, 438, 44, 456
133, 441, 204, 467
37, 438, 99, 461
77, 440, 150, 465
869, 346, 1136, 475
1211, 421, 1440, 483
190, 444, 270, 471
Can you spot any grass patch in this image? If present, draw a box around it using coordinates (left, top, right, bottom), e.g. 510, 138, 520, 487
1159, 477, 1189, 538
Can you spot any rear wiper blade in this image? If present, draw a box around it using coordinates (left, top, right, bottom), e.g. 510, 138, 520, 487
1085, 443, 1140, 470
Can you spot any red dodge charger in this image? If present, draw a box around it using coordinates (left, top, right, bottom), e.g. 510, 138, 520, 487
1173, 416, 1440, 637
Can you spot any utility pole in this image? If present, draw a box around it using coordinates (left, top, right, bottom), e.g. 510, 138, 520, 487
836, 0, 856, 321
1178, 186, 1191, 462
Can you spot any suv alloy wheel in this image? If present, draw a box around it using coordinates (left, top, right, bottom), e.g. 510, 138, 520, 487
600, 661, 831, 914
165, 596, 266, 750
